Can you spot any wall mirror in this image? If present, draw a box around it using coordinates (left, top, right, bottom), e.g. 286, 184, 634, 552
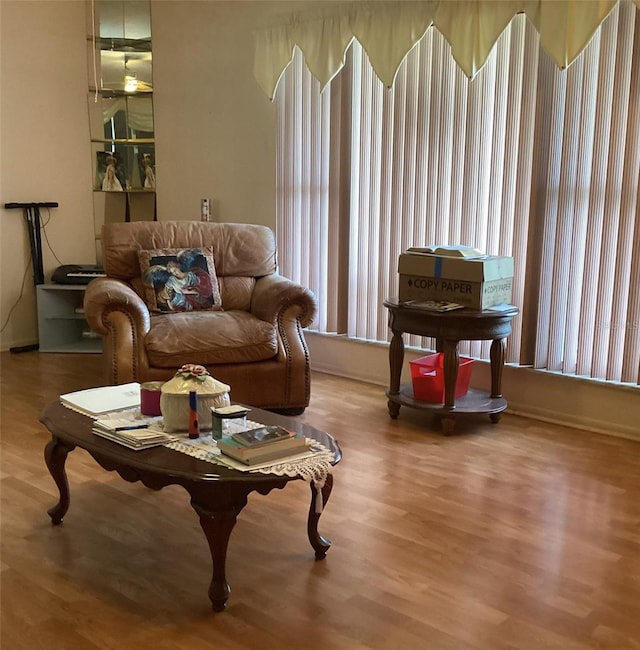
86, 0, 155, 262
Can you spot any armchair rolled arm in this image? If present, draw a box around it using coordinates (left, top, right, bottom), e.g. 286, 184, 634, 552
251, 274, 317, 327
83, 278, 153, 385
84, 278, 151, 336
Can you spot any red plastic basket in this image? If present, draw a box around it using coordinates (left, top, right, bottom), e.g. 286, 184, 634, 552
409, 353, 473, 403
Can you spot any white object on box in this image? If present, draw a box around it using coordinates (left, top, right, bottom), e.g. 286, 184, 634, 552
398, 252, 514, 309
406, 245, 485, 259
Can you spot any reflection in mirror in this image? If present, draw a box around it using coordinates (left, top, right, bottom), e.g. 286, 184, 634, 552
100, 95, 154, 139
91, 0, 152, 94
123, 96, 153, 138
97, 0, 150, 39
100, 50, 153, 93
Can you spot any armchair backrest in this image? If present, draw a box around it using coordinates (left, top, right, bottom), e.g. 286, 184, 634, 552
101, 221, 277, 310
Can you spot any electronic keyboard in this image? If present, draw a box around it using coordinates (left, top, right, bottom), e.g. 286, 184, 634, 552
52, 264, 106, 285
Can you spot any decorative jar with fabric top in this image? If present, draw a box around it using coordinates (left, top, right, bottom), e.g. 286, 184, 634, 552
160, 364, 230, 432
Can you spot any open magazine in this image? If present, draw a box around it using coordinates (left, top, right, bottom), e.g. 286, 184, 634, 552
60, 382, 141, 417
406, 245, 485, 259
401, 300, 465, 312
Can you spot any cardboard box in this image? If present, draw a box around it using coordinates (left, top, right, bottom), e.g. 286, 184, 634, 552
398, 253, 514, 309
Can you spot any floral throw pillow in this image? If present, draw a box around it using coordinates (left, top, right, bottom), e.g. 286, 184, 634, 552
138, 247, 222, 313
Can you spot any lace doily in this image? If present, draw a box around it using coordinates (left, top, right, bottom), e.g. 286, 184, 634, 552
163, 425, 336, 513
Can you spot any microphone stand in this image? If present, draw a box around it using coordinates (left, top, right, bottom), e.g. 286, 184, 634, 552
4, 201, 58, 353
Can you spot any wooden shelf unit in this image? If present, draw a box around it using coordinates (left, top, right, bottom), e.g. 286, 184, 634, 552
36, 284, 101, 354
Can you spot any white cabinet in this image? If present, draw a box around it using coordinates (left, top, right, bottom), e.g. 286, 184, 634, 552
36, 284, 101, 353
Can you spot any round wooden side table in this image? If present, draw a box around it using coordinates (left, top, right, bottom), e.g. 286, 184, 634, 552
383, 298, 519, 434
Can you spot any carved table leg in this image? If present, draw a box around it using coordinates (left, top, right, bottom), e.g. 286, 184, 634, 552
307, 474, 334, 559
387, 328, 405, 419
489, 338, 506, 398
441, 417, 457, 435
387, 399, 401, 419
191, 497, 247, 612
440, 339, 461, 434
442, 338, 460, 410
44, 436, 75, 525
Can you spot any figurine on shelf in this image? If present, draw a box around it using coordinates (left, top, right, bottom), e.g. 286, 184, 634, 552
142, 153, 156, 189
102, 154, 124, 191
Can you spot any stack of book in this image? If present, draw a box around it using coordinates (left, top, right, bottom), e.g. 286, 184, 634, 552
216, 425, 309, 466
92, 418, 175, 451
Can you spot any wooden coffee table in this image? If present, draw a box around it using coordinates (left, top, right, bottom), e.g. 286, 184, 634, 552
40, 401, 341, 611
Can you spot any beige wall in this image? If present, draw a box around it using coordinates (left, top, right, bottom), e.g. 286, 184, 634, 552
151, 1, 284, 223
0, 0, 298, 351
1, 1, 95, 350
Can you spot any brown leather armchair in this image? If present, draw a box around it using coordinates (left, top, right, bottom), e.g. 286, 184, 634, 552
83, 221, 317, 414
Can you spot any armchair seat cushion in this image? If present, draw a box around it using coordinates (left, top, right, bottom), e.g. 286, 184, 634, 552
145, 310, 278, 368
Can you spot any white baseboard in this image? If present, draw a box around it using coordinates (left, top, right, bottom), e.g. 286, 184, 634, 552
306, 331, 640, 442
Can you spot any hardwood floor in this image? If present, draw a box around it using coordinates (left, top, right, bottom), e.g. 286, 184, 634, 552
2, 350, 640, 649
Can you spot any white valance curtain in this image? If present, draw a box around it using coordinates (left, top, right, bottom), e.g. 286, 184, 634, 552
254, 0, 640, 99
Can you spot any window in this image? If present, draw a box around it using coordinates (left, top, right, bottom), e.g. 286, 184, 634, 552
276, 2, 640, 385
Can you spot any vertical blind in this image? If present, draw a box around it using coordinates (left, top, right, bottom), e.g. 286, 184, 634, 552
276, 1, 640, 385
